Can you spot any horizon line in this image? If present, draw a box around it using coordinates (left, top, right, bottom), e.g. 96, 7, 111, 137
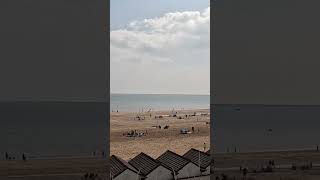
110, 92, 210, 95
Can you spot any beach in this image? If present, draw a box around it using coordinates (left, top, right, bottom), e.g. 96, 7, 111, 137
214, 150, 320, 180
0, 157, 109, 179
110, 109, 210, 160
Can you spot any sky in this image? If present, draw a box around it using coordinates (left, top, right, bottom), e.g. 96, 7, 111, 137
111, 0, 210, 95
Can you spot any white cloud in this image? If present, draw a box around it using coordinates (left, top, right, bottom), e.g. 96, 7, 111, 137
111, 7, 210, 94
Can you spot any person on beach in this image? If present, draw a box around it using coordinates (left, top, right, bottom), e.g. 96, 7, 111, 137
203, 143, 207, 152
22, 153, 26, 162
317, 145, 319, 151
242, 167, 248, 178
5, 152, 8, 160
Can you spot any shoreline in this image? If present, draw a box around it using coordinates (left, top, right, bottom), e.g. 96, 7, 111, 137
110, 107, 210, 113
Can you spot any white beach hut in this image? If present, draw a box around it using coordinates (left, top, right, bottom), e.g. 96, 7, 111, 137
157, 150, 201, 179
129, 152, 172, 180
110, 155, 140, 180
183, 148, 211, 175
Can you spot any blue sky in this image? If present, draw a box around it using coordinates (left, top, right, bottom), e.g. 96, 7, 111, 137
111, 0, 210, 95
111, 0, 210, 29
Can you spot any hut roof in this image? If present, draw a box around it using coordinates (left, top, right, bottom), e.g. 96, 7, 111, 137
206, 149, 210, 154
183, 148, 211, 169
110, 155, 137, 178
129, 152, 170, 176
157, 150, 193, 172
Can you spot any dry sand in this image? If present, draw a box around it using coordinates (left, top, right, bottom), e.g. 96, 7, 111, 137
110, 109, 210, 160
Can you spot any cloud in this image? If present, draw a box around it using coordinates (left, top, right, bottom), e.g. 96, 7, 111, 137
111, 7, 210, 94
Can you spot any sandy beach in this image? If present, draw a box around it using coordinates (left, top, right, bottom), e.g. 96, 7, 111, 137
110, 109, 210, 160
0, 157, 108, 179
214, 150, 320, 180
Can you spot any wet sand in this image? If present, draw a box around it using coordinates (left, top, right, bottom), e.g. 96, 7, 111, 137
110, 109, 210, 160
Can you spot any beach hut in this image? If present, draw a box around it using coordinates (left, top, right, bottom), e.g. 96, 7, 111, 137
183, 148, 211, 175
110, 155, 140, 180
157, 150, 201, 179
129, 152, 172, 180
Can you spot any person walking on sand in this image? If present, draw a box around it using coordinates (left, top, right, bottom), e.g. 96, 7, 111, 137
203, 143, 207, 152
22, 153, 26, 162
243, 168, 248, 178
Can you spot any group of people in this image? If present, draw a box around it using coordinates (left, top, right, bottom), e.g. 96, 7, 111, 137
124, 130, 147, 137
4, 152, 27, 161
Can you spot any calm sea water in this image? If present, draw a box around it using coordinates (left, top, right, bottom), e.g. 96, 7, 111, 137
110, 94, 210, 112
213, 105, 320, 153
0, 102, 108, 160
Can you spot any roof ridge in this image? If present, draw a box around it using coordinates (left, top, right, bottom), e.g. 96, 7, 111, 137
166, 150, 193, 162
112, 155, 137, 173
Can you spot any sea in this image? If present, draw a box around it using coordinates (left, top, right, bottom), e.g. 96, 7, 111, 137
110, 94, 210, 112
0, 101, 108, 160
0, 94, 209, 160
213, 104, 320, 153
3, 95, 319, 158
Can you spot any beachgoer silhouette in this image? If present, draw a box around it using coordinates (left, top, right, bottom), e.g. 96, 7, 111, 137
22, 153, 26, 162
102, 151, 105, 157
5, 152, 8, 160
243, 168, 248, 177
192, 127, 194, 132
84, 173, 88, 179
203, 143, 207, 152
317, 145, 319, 151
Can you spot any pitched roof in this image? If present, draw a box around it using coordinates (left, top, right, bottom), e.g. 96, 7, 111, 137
110, 155, 138, 178
129, 152, 169, 176
157, 150, 192, 172
183, 148, 211, 169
